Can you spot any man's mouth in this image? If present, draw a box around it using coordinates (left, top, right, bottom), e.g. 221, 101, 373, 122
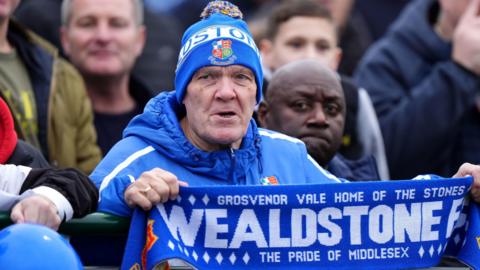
300, 134, 329, 144
217, 111, 236, 118
89, 49, 115, 57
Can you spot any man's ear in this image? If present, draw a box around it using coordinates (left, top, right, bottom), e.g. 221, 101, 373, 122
134, 25, 147, 58
330, 47, 343, 71
256, 101, 270, 128
60, 26, 71, 56
259, 38, 274, 68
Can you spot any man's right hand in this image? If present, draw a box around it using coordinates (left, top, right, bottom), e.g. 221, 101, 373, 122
452, 0, 480, 75
124, 168, 188, 211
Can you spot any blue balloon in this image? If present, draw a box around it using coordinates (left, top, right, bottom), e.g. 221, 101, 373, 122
0, 223, 83, 269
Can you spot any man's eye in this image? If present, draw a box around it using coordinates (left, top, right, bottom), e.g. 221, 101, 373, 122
325, 103, 340, 115
316, 41, 332, 51
292, 101, 309, 111
235, 73, 252, 81
111, 19, 129, 28
197, 74, 211, 80
77, 19, 96, 28
286, 41, 304, 49
288, 42, 303, 49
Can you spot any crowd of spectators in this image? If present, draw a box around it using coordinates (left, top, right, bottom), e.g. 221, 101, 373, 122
0, 0, 479, 268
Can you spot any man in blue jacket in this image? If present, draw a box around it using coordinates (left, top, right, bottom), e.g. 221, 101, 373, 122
91, 1, 480, 218
354, 0, 480, 179
90, 1, 343, 217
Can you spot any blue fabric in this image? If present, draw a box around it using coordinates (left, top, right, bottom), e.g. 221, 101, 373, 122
121, 176, 480, 270
328, 154, 380, 181
354, 0, 480, 179
444, 196, 480, 269
174, 2, 263, 103
91, 91, 342, 217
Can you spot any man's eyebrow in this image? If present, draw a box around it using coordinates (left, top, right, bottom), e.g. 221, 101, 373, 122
232, 66, 253, 73
195, 67, 218, 74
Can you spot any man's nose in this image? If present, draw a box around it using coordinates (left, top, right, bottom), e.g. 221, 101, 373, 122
94, 22, 112, 41
304, 45, 319, 60
308, 105, 328, 125
215, 77, 236, 100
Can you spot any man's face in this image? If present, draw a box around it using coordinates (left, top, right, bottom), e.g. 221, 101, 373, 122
0, 0, 20, 21
258, 68, 345, 166
182, 65, 257, 151
61, 0, 145, 78
261, 16, 341, 71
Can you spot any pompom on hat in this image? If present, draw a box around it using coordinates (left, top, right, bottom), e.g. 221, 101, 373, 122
0, 97, 17, 164
174, 1, 263, 103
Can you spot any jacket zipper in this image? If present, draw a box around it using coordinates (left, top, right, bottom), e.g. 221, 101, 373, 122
229, 148, 238, 185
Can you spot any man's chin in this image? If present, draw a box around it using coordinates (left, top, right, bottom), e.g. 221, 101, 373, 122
82, 64, 126, 78
305, 144, 334, 167
208, 132, 244, 148
302, 136, 330, 149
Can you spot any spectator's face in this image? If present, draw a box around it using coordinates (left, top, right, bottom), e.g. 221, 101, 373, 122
61, 0, 145, 78
258, 63, 345, 166
0, 0, 20, 20
182, 65, 257, 151
261, 16, 341, 72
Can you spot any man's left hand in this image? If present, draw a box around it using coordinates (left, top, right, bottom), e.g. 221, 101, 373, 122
10, 195, 61, 231
453, 162, 480, 203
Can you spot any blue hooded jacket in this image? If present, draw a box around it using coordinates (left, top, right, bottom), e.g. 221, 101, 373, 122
91, 92, 342, 217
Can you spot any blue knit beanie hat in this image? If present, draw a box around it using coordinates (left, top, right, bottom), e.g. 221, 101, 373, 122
175, 1, 263, 103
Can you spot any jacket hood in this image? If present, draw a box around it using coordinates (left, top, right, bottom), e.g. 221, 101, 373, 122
123, 91, 261, 182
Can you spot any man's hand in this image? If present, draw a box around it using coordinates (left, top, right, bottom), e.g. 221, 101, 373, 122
124, 168, 188, 211
452, 162, 480, 203
10, 195, 61, 230
452, 0, 480, 75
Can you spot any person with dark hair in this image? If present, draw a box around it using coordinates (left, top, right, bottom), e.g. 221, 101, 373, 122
0, 0, 101, 174
258, 59, 379, 180
354, 0, 480, 179
0, 96, 98, 230
258, 0, 389, 179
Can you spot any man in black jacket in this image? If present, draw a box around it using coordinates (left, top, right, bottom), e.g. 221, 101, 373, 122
0, 97, 98, 230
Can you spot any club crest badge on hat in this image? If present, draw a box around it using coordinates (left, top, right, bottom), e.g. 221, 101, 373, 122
209, 39, 237, 65
212, 39, 232, 59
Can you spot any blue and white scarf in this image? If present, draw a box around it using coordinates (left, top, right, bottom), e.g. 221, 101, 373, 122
122, 177, 480, 270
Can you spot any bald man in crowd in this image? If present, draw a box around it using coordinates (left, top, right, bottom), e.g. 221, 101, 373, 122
258, 59, 379, 180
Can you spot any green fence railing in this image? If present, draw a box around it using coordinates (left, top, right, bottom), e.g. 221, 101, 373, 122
0, 212, 130, 236
0, 212, 131, 267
